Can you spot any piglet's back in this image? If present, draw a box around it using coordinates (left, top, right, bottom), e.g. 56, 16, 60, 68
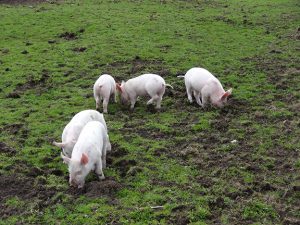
129, 74, 164, 83
72, 110, 107, 131
71, 121, 104, 159
185, 68, 222, 89
185, 68, 216, 81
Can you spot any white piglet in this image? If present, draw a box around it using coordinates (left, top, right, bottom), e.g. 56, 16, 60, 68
93, 74, 116, 113
61, 121, 108, 188
53, 109, 111, 157
179, 68, 232, 108
116, 74, 173, 110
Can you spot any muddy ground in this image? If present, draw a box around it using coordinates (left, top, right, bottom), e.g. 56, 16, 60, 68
1, 52, 299, 223
0, 0, 299, 224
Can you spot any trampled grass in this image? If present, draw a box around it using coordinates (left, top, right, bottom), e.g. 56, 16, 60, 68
0, 0, 299, 224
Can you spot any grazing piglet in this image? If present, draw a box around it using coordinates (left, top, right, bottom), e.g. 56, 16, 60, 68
116, 74, 173, 110
61, 121, 108, 188
179, 67, 232, 108
53, 109, 111, 157
93, 74, 116, 113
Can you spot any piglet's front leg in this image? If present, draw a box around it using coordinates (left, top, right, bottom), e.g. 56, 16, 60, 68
130, 97, 137, 110
95, 160, 105, 180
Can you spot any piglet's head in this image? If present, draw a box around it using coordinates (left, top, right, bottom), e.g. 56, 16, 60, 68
116, 81, 129, 105
214, 88, 232, 108
61, 152, 89, 188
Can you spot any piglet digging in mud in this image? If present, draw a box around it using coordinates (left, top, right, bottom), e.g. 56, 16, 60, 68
93, 74, 117, 113
61, 121, 109, 188
53, 109, 111, 157
116, 74, 173, 110
178, 67, 232, 108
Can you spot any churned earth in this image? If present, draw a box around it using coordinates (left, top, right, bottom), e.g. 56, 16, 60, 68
0, 0, 299, 224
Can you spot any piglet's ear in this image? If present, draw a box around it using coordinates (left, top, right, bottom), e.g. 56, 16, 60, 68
80, 153, 89, 165
221, 88, 232, 101
116, 83, 123, 93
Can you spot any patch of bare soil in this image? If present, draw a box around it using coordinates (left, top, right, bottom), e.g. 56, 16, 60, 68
0, 174, 57, 218
107, 143, 143, 178
68, 177, 123, 198
59, 32, 77, 40
72, 47, 87, 52
137, 127, 170, 140
1, 48, 9, 54
113, 159, 137, 177
287, 27, 300, 40
2, 123, 26, 135
106, 143, 128, 164
1, 124, 29, 145
6, 92, 21, 98
0, 165, 123, 218
0, 142, 17, 155
169, 205, 191, 225
6, 69, 52, 98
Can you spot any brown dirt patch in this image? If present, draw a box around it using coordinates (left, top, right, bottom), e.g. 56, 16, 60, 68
6, 92, 21, 98
68, 177, 123, 198
0, 174, 57, 218
72, 47, 87, 52
168, 209, 190, 225
0, 142, 17, 155
113, 159, 137, 177
59, 32, 78, 40
6, 69, 52, 97
0, 168, 122, 218
1, 48, 9, 54
2, 123, 24, 135
1, 123, 29, 145
106, 143, 129, 165
85, 178, 123, 198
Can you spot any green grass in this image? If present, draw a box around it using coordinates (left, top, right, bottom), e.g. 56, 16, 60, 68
243, 200, 278, 221
0, 0, 299, 224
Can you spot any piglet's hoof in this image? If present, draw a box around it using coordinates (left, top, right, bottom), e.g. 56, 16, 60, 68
98, 175, 105, 180
154, 106, 162, 112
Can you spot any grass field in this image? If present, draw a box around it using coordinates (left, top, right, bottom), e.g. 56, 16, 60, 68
0, 0, 299, 224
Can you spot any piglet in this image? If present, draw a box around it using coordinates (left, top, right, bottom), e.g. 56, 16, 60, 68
179, 68, 232, 108
93, 74, 116, 113
53, 109, 111, 157
116, 74, 173, 110
61, 121, 108, 188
